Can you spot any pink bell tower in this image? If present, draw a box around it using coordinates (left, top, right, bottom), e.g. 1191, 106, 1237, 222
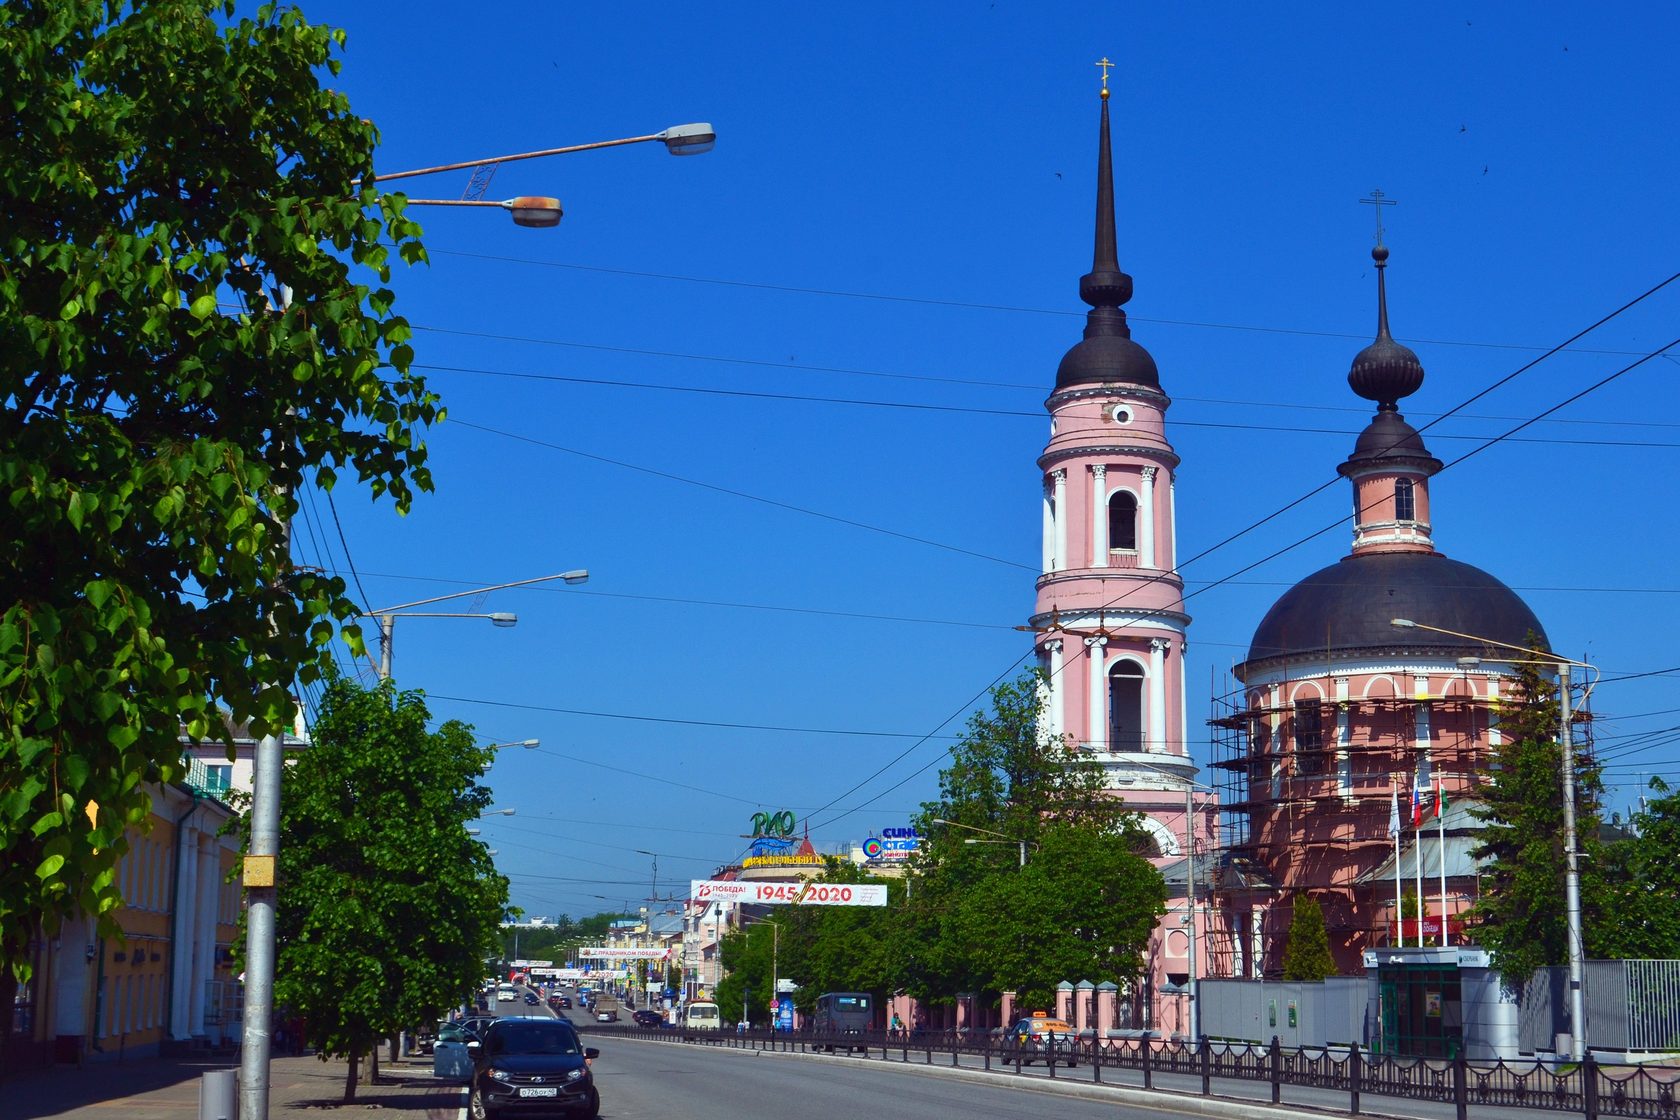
1029, 81, 1196, 841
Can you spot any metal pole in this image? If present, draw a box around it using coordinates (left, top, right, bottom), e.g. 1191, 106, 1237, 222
1559, 664, 1587, 1061
1186, 783, 1198, 1041
239, 291, 295, 1120
378, 615, 394, 680
1018, 840, 1026, 869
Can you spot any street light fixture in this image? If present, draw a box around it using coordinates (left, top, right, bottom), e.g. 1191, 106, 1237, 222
931, 818, 1032, 868
366, 570, 587, 679
1391, 616, 1595, 1061
479, 808, 517, 818
365, 124, 717, 185
485, 739, 540, 751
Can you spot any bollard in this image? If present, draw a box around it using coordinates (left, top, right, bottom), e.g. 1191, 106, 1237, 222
1200, 1035, 1211, 1096
1092, 1040, 1101, 1084
199, 1069, 237, 1120
1142, 1036, 1152, 1090
1584, 1052, 1600, 1120
1349, 1041, 1362, 1115
1270, 1035, 1282, 1105
1452, 1049, 1468, 1120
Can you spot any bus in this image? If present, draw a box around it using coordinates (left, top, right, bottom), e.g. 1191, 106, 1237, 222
811, 992, 873, 1051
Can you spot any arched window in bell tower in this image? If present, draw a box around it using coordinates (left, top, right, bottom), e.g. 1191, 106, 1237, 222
1108, 491, 1138, 552
1394, 477, 1415, 522
1108, 659, 1145, 751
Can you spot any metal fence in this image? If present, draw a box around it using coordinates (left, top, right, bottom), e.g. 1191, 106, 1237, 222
577, 1022, 1680, 1120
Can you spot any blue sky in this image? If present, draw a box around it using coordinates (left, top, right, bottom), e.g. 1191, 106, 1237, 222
294, 2, 1680, 920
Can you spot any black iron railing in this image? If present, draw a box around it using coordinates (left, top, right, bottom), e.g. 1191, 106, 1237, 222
574, 1021, 1680, 1120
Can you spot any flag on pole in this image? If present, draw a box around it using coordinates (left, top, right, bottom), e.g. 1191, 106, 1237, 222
1388, 786, 1401, 838
1434, 776, 1449, 819
1411, 774, 1424, 828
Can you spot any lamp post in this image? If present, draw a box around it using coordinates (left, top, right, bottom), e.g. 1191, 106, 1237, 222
746, 918, 781, 1030
366, 123, 714, 229
1124, 758, 1218, 1043
1391, 617, 1595, 1061
484, 739, 540, 751
366, 570, 587, 680
931, 818, 1031, 867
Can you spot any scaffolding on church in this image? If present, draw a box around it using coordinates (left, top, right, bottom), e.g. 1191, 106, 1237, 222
1202, 671, 1596, 971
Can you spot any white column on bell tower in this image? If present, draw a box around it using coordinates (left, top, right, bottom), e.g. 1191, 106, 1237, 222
1091, 465, 1108, 567
1041, 479, 1054, 573
1086, 635, 1107, 750
1052, 469, 1068, 573
1148, 637, 1169, 753
1140, 466, 1157, 569
1046, 639, 1065, 743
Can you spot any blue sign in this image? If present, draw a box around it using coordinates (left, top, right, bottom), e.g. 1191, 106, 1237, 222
775, 997, 794, 1031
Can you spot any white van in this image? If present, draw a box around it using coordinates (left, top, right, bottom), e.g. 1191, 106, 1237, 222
682, 1002, 721, 1037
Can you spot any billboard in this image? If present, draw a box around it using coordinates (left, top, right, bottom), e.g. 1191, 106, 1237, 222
577, 947, 670, 960
690, 879, 887, 906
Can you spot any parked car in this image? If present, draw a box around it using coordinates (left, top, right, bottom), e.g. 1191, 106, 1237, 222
467, 1017, 600, 1119
1007, 1015, 1077, 1067
631, 1009, 663, 1029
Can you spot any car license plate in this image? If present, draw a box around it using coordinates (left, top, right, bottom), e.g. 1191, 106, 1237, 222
519, 1087, 559, 1098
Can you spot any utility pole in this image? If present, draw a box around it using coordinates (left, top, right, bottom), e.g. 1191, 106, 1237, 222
1185, 782, 1199, 1042
240, 286, 292, 1120
1559, 664, 1586, 1062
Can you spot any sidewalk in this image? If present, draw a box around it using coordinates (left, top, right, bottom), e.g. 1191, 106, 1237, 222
3, 1051, 465, 1119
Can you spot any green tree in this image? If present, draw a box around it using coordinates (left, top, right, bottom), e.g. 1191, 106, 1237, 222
1467, 643, 1616, 993
1280, 894, 1337, 981
1593, 779, 1680, 960
901, 671, 1166, 1010
259, 672, 508, 1101
0, 0, 436, 1041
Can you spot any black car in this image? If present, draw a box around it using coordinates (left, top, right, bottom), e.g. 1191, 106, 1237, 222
468, 1017, 599, 1119
631, 1009, 663, 1029
523, 991, 540, 1006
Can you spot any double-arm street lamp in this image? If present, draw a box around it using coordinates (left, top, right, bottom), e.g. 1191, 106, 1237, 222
368, 122, 716, 228
366, 570, 587, 680
744, 917, 782, 1029
1391, 616, 1596, 1061
931, 818, 1033, 868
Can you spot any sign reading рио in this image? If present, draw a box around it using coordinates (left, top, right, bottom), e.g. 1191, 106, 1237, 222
750, 810, 796, 838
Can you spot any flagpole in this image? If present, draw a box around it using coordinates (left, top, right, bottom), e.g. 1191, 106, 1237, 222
1438, 776, 1449, 948
1413, 776, 1425, 949
1390, 781, 1403, 948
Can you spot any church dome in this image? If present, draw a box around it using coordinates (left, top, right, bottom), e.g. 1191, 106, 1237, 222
1056, 325, 1160, 390
1240, 551, 1548, 672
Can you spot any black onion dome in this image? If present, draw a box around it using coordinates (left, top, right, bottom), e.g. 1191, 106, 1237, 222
1339, 409, 1443, 476
1348, 245, 1425, 410
1241, 551, 1549, 670
1055, 89, 1159, 391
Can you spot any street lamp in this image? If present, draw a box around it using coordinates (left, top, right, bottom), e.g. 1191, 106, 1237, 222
364, 123, 716, 227
745, 917, 781, 1030
478, 808, 517, 818
366, 569, 587, 679
485, 739, 540, 751
931, 818, 1032, 868
1391, 616, 1595, 1061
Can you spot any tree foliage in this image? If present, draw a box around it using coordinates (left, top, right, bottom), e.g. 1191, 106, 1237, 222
1280, 894, 1337, 981
900, 672, 1166, 1010
255, 673, 508, 1100
1467, 644, 1617, 992
0, 0, 435, 988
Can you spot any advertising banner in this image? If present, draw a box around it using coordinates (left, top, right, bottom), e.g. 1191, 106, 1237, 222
577, 947, 671, 960
690, 880, 888, 906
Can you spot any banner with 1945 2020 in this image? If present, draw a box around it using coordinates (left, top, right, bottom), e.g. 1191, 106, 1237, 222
689, 880, 888, 906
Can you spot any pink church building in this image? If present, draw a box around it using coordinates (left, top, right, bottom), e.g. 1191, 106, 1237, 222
1023, 84, 1221, 1036
1209, 242, 1559, 977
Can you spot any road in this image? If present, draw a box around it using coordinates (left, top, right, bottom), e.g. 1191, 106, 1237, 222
580, 1031, 1229, 1120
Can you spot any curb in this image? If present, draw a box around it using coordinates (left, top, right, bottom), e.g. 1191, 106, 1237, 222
587, 1033, 1371, 1120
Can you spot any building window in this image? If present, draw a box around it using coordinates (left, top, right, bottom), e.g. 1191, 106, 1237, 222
1395, 477, 1415, 521
1109, 491, 1138, 551
1294, 700, 1325, 775
1108, 660, 1145, 751
204, 765, 232, 794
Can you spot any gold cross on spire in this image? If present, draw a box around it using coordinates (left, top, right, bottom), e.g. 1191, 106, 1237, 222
1095, 56, 1114, 98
